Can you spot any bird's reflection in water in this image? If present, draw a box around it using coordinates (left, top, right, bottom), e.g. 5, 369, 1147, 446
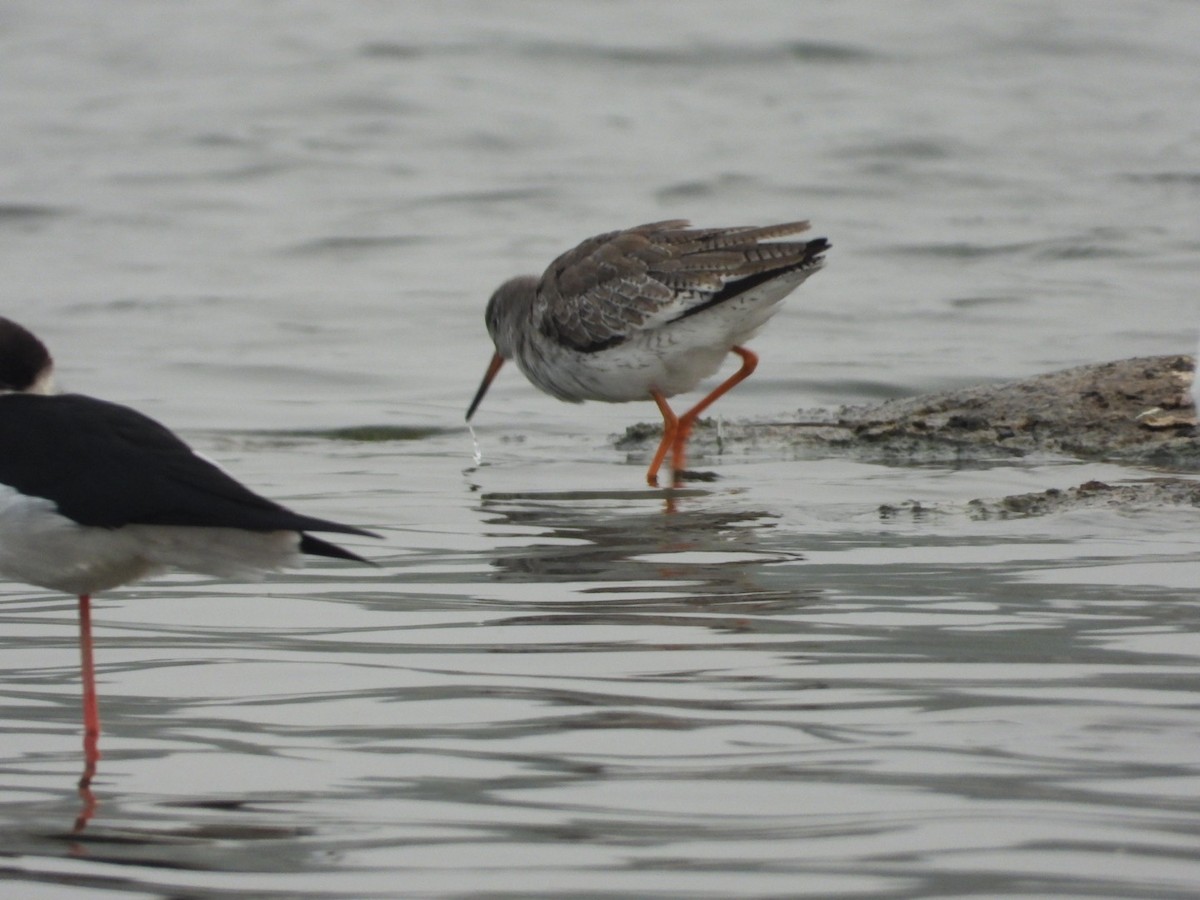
74, 777, 97, 835
477, 489, 819, 619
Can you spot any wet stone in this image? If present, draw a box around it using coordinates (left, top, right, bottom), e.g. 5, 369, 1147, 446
966, 477, 1200, 519
618, 354, 1199, 471
616, 355, 1199, 515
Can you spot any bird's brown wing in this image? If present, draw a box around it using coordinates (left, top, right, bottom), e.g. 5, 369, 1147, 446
534, 220, 825, 352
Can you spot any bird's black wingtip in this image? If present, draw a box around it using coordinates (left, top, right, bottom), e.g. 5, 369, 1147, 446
300, 532, 380, 566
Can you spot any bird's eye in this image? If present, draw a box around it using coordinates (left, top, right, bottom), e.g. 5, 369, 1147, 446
484, 297, 502, 335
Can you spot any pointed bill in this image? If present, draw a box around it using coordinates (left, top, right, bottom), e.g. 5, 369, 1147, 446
466, 353, 505, 421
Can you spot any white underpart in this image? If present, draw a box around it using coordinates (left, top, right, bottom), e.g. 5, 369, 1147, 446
28, 370, 55, 395
0, 486, 301, 596
522, 265, 818, 404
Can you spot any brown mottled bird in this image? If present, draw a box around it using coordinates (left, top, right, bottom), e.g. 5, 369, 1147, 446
467, 220, 830, 485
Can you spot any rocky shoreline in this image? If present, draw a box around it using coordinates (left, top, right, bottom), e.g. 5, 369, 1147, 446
616, 354, 1200, 514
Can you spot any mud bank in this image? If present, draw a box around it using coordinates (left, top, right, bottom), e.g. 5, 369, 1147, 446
619, 355, 1198, 468
615, 354, 1200, 514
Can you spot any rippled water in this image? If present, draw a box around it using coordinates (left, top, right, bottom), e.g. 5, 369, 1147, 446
1, 1, 1199, 897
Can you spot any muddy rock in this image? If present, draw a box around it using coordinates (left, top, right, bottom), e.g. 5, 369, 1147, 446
842, 354, 1198, 468
964, 477, 1200, 519
617, 355, 1199, 471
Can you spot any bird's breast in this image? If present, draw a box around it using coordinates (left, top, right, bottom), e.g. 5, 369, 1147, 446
514, 326, 733, 403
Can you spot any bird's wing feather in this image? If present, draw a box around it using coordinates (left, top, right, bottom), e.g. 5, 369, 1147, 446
534, 220, 825, 352
0, 394, 372, 537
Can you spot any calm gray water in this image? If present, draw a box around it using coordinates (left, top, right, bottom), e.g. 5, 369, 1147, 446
1, 1, 1199, 897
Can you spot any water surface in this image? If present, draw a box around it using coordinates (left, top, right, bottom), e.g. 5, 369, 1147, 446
1, 1, 1198, 897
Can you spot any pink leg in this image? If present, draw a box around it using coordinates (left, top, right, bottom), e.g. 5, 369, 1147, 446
78, 594, 101, 788
72, 593, 101, 832
671, 346, 758, 476
646, 390, 678, 487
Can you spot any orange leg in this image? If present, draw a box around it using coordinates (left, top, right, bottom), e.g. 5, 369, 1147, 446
78, 594, 101, 789
646, 390, 679, 486
671, 346, 759, 476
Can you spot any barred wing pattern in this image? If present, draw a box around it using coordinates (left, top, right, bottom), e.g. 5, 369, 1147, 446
534, 220, 826, 353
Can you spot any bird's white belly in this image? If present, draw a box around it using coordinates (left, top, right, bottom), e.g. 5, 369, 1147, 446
521, 333, 732, 403
0, 487, 301, 595
523, 292, 788, 404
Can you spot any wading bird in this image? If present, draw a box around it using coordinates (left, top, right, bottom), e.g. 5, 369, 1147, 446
466, 220, 829, 485
0, 317, 375, 799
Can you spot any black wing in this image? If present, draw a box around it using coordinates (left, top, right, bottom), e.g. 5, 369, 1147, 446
0, 393, 375, 560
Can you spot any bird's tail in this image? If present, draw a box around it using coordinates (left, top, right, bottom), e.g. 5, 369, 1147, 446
300, 533, 375, 564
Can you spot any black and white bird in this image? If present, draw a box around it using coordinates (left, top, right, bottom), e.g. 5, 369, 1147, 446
0, 316, 375, 788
